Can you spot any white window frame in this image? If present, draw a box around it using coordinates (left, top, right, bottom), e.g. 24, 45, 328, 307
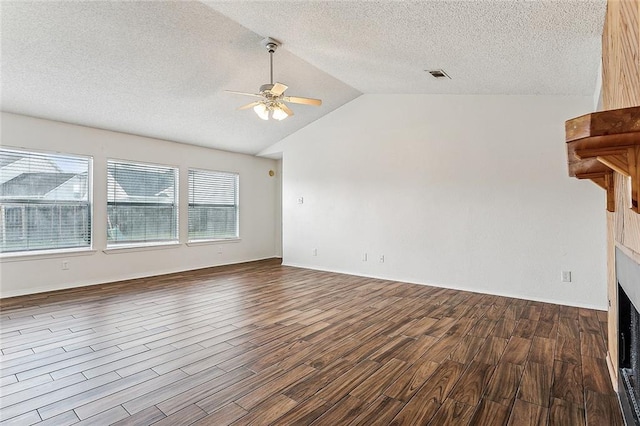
106, 159, 179, 248
187, 168, 239, 243
0, 147, 93, 256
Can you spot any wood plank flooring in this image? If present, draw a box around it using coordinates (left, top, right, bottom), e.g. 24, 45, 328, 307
0, 259, 623, 425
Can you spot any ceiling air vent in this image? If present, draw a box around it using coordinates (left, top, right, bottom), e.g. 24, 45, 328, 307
426, 69, 451, 79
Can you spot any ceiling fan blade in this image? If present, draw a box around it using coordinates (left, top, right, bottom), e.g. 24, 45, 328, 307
238, 101, 261, 110
283, 96, 322, 106
271, 82, 288, 96
279, 103, 294, 117
225, 90, 263, 98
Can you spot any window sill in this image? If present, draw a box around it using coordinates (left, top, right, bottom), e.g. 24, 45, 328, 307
186, 238, 241, 247
103, 241, 181, 254
0, 247, 97, 263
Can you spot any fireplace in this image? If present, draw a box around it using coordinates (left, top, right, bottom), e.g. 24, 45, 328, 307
617, 248, 640, 425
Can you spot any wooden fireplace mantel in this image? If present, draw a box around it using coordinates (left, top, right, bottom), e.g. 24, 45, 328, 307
566, 106, 640, 213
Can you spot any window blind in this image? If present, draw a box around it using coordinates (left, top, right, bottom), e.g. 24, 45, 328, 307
107, 160, 178, 245
0, 148, 91, 253
188, 169, 238, 241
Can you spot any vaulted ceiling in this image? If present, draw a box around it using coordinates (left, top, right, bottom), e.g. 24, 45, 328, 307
1, 1, 606, 156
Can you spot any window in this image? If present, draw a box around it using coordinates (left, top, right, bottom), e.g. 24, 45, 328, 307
188, 169, 238, 241
0, 148, 91, 254
107, 160, 178, 246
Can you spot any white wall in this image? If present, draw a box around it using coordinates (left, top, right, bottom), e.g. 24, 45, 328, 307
275, 159, 283, 257
276, 95, 607, 309
0, 113, 279, 297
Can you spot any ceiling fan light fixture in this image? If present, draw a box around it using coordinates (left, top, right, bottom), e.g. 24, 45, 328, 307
272, 105, 289, 121
253, 103, 269, 120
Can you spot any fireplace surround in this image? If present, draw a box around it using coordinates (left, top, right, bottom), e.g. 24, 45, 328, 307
617, 247, 640, 425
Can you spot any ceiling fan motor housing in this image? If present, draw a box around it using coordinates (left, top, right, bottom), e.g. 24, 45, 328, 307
259, 83, 276, 95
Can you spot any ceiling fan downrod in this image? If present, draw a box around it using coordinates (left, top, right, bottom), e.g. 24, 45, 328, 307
270, 50, 273, 85
262, 38, 280, 86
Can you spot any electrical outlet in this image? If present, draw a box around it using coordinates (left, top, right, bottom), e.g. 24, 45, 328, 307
379, 255, 385, 263
561, 271, 572, 283
61, 260, 69, 270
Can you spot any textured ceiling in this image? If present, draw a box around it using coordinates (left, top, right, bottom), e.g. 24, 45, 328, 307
207, 0, 606, 96
1, 1, 606, 156
0, 1, 359, 155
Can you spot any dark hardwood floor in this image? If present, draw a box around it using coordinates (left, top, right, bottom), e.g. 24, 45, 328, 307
0, 259, 623, 425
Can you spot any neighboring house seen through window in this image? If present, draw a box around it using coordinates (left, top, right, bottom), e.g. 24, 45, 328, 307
0, 148, 92, 254
107, 160, 178, 246
188, 169, 239, 241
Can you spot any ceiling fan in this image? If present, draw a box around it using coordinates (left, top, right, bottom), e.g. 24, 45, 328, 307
225, 37, 322, 121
